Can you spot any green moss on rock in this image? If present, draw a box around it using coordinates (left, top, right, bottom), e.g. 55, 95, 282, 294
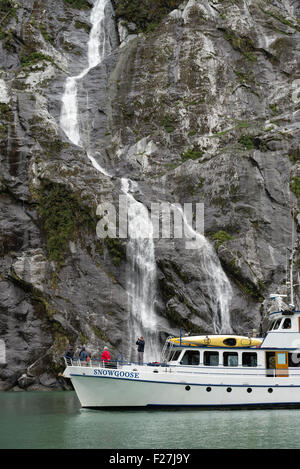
182, 147, 203, 162
0, 0, 18, 38
223, 29, 257, 62
238, 135, 256, 150
21, 52, 54, 68
211, 231, 234, 248
290, 177, 300, 197
37, 182, 96, 264
104, 237, 126, 266
63, 0, 91, 9
166, 304, 205, 335
114, 0, 181, 33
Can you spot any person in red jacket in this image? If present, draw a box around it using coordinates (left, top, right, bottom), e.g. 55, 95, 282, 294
101, 346, 111, 367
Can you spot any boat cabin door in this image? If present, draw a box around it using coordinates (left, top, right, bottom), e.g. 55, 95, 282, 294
266, 351, 289, 377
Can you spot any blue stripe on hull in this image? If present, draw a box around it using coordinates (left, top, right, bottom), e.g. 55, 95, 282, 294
83, 402, 300, 410
70, 373, 300, 389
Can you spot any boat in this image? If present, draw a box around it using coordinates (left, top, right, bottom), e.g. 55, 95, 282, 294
63, 292, 300, 409
168, 335, 263, 347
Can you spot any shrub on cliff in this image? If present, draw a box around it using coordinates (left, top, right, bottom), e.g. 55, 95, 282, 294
115, 0, 181, 32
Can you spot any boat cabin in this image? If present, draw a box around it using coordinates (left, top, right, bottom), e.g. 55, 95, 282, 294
165, 310, 300, 378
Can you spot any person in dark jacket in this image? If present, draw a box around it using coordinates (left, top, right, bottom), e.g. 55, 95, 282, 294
65, 346, 74, 365
136, 337, 145, 364
79, 346, 88, 363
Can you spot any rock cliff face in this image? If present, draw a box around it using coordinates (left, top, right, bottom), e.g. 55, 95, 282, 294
0, 0, 299, 390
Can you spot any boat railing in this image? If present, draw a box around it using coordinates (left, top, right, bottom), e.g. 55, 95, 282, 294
63, 357, 130, 368
63, 357, 300, 377
160, 336, 175, 363
63, 357, 163, 368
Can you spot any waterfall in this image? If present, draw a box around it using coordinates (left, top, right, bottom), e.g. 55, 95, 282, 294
121, 178, 160, 362
60, 0, 113, 176
59, 0, 160, 361
174, 205, 232, 334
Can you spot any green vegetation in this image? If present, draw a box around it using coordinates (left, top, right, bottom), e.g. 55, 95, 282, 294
166, 303, 204, 335
74, 20, 91, 33
114, 0, 182, 33
233, 275, 264, 302
224, 29, 257, 62
160, 114, 176, 133
0, 0, 17, 22
234, 69, 256, 86
0, 0, 14, 13
259, 6, 300, 32
104, 237, 126, 267
238, 135, 256, 150
290, 177, 300, 197
211, 231, 234, 248
40, 24, 53, 44
63, 0, 91, 9
289, 149, 300, 164
181, 147, 203, 162
20, 52, 54, 68
269, 103, 278, 114
221, 255, 265, 302
0, 0, 18, 39
0, 102, 10, 116
38, 182, 96, 264
91, 324, 109, 342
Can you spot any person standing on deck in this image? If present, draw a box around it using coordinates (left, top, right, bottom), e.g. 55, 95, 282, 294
136, 337, 145, 364
101, 346, 111, 367
79, 346, 88, 362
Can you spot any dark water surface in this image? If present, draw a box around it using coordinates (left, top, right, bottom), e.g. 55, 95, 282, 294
0, 391, 300, 449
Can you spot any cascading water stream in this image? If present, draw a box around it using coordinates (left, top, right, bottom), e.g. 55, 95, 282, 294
173, 205, 232, 334
60, 0, 112, 176
121, 178, 160, 362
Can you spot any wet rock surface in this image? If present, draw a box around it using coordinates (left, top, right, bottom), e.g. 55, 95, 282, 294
0, 0, 299, 389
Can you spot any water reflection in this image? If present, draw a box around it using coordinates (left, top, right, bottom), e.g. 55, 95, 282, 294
1, 392, 300, 449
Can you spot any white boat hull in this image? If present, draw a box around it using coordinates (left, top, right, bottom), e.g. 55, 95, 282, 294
65, 366, 300, 408
63, 308, 300, 408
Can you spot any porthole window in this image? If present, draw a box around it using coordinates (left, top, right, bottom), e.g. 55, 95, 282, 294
247, 388, 252, 393
227, 387, 232, 393
206, 387, 211, 392
185, 385, 191, 391
268, 388, 273, 393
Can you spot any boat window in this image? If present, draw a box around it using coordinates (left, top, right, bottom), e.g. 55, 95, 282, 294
242, 352, 257, 367
277, 352, 287, 365
288, 353, 300, 367
180, 350, 200, 366
268, 321, 276, 331
282, 318, 291, 329
223, 352, 238, 367
273, 319, 282, 330
204, 351, 219, 366
169, 350, 181, 362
